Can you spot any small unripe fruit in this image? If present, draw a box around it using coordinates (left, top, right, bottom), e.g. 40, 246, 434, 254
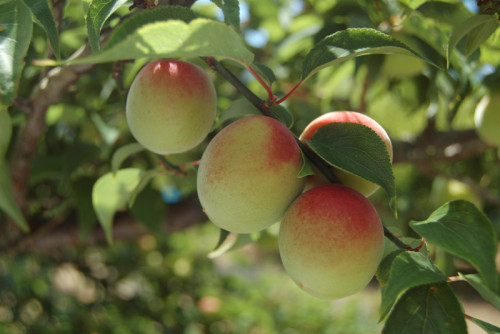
429, 177, 483, 210
279, 184, 384, 300
300, 111, 393, 196
474, 92, 500, 147
197, 115, 305, 233
126, 59, 217, 154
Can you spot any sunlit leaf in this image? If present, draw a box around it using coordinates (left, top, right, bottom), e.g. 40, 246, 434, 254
86, 0, 128, 52
92, 168, 142, 243
128, 169, 163, 207
301, 28, 440, 81
104, 5, 197, 50
410, 200, 498, 292
465, 19, 499, 57
0, 0, 33, 105
71, 18, 254, 66
447, 15, 499, 67
111, 143, 145, 174
208, 228, 258, 259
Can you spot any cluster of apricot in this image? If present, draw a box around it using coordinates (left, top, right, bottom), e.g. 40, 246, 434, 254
126, 59, 393, 300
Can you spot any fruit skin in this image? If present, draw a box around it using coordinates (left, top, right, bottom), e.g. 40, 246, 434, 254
197, 115, 305, 233
474, 92, 500, 147
278, 184, 384, 300
299, 111, 393, 196
126, 59, 217, 154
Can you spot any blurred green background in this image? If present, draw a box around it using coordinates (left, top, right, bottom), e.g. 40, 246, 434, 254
2, 0, 500, 332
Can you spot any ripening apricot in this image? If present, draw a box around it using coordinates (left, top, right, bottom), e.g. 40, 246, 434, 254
126, 59, 217, 154
279, 184, 384, 300
197, 115, 305, 233
299, 111, 393, 196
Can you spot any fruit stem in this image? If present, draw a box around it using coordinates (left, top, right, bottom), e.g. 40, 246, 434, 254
204, 57, 273, 118
383, 226, 412, 250
272, 80, 303, 105
158, 155, 188, 176
247, 65, 277, 101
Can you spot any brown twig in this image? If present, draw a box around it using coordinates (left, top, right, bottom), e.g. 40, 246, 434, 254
0, 195, 206, 254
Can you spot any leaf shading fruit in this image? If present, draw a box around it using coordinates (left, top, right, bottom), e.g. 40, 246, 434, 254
299, 111, 393, 197
126, 59, 217, 154
197, 115, 305, 233
278, 184, 385, 300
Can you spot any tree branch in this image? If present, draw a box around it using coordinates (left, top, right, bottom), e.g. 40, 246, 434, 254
1, 196, 207, 254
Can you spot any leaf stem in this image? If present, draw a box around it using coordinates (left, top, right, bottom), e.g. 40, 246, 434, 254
204, 57, 273, 117
383, 226, 411, 250
158, 155, 187, 176
247, 65, 277, 101
273, 80, 303, 105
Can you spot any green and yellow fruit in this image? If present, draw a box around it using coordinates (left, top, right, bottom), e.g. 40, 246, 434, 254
279, 184, 384, 300
126, 59, 217, 154
197, 115, 305, 233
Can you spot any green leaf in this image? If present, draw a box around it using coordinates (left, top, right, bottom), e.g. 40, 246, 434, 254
104, 5, 197, 51
447, 15, 499, 67
0, 106, 12, 158
459, 273, 500, 310
86, 0, 128, 52
208, 228, 258, 259
465, 19, 499, 57
92, 168, 143, 243
269, 104, 293, 129
298, 149, 315, 178
397, 0, 427, 9
468, 316, 500, 334
251, 62, 276, 86
0, 160, 29, 232
211, 0, 240, 31
130, 185, 165, 233
70, 177, 98, 241
72, 18, 254, 66
128, 169, 163, 207
306, 122, 396, 210
382, 283, 467, 334
0, 0, 33, 105
111, 143, 145, 174
379, 251, 448, 320
301, 28, 440, 81
25, 0, 60, 59
410, 200, 499, 292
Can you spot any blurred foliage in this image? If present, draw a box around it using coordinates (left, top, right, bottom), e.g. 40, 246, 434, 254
0, 225, 381, 333
2, 0, 500, 332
